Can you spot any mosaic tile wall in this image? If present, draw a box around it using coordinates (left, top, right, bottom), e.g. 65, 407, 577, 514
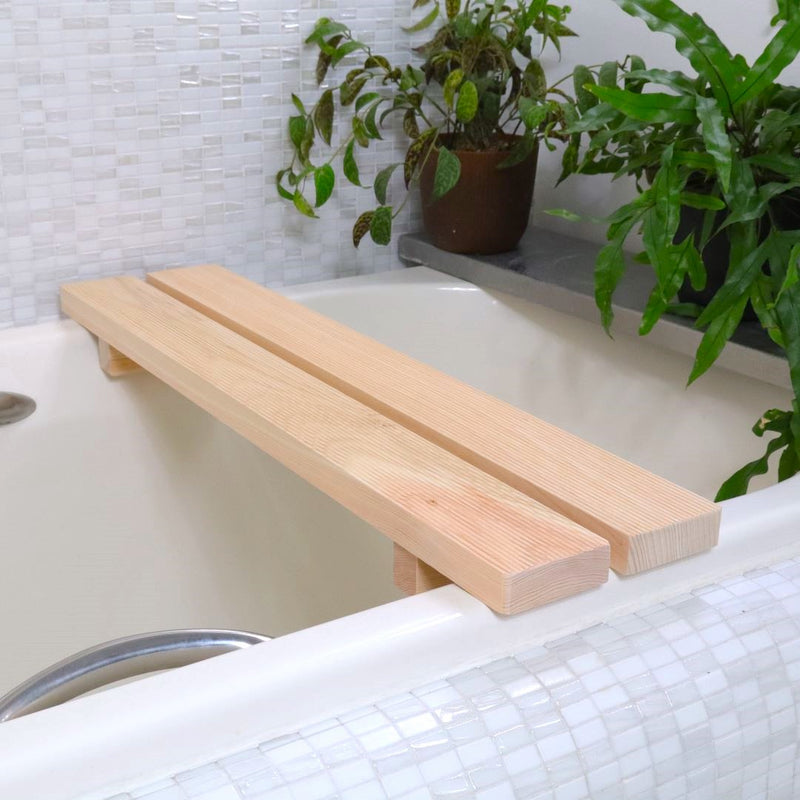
0, 0, 420, 328
109, 556, 800, 800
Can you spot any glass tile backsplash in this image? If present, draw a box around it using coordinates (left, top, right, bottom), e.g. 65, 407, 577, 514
0, 0, 417, 328
109, 556, 800, 799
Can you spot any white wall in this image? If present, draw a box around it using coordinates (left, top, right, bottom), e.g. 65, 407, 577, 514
0, 0, 792, 327
0, 0, 418, 328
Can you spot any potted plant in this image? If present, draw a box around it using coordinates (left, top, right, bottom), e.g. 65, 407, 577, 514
554, 0, 800, 499
277, 0, 577, 254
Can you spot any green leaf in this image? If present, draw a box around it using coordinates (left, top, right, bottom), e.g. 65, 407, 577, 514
587, 84, 697, 125
639, 236, 700, 334
715, 430, 790, 500
523, 60, 547, 101
355, 91, 381, 112
776, 244, 800, 304
733, 16, 800, 107
609, 0, 742, 115
364, 54, 391, 70
291, 94, 306, 115
314, 164, 335, 207
545, 208, 584, 222
642, 145, 683, 280
622, 67, 696, 93
343, 140, 361, 186
518, 97, 549, 132
403, 109, 420, 140
456, 80, 479, 123
776, 281, 800, 399
443, 69, 464, 109
352, 116, 369, 147
695, 233, 771, 327
680, 192, 725, 211
666, 302, 703, 319
599, 61, 619, 88
399, 66, 425, 91
306, 19, 349, 44
276, 169, 294, 201
369, 205, 393, 245
313, 89, 334, 145
288, 115, 306, 150
688, 294, 749, 385
292, 190, 318, 218
373, 163, 401, 205
573, 65, 598, 112
315, 48, 333, 86
352, 211, 374, 247
364, 102, 382, 139
445, 0, 460, 20
675, 151, 716, 172
331, 40, 366, 65
749, 153, 800, 181
340, 75, 369, 106
595, 241, 628, 333
299, 116, 314, 162
719, 180, 800, 231
499, 133, 537, 169
431, 146, 461, 201
403, 6, 439, 33
557, 134, 580, 183
695, 94, 732, 192
404, 127, 437, 188
750, 274, 784, 347
772, 0, 794, 24
568, 103, 622, 133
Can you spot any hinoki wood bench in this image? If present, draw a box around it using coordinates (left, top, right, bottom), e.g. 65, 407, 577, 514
61, 266, 720, 615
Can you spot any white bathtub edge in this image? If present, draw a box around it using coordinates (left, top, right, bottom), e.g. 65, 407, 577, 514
2, 474, 800, 800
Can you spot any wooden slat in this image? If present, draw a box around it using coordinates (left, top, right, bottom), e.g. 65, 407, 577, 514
98, 340, 141, 377
393, 544, 450, 595
147, 265, 720, 574
61, 277, 610, 615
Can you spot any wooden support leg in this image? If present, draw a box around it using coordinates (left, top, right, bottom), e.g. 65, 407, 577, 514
393, 544, 450, 596
98, 339, 141, 377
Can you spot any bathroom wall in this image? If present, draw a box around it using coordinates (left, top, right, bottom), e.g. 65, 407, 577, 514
0, 0, 791, 327
0, 0, 417, 328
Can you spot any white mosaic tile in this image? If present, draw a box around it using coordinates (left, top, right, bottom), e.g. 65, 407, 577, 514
113, 556, 800, 798
0, 0, 422, 329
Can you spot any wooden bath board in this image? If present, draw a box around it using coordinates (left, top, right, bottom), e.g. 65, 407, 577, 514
61, 266, 720, 614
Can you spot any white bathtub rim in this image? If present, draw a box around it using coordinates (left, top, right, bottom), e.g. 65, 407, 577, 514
3, 267, 800, 799
1, 470, 799, 800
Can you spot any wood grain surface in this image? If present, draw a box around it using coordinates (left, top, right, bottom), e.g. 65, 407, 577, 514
61, 277, 610, 614
97, 339, 141, 377
147, 265, 720, 574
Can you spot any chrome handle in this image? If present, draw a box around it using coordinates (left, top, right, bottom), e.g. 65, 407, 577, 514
0, 392, 36, 425
0, 628, 271, 722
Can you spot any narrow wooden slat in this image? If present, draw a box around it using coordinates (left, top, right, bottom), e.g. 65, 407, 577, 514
393, 544, 450, 595
98, 339, 141, 376
61, 277, 610, 615
147, 265, 720, 574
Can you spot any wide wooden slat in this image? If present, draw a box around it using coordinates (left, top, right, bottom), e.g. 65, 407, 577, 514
147, 265, 720, 574
61, 277, 610, 615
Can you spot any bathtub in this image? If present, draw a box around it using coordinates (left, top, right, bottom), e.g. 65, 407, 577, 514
2, 265, 800, 799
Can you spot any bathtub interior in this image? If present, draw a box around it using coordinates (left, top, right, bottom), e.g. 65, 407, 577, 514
299, 270, 793, 499
1, 266, 792, 697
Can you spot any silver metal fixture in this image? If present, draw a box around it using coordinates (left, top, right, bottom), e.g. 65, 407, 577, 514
0, 392, 36, 425
0, 628, 271, 722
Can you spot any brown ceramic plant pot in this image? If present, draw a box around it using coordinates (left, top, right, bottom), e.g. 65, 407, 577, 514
419, 135, 538, 255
